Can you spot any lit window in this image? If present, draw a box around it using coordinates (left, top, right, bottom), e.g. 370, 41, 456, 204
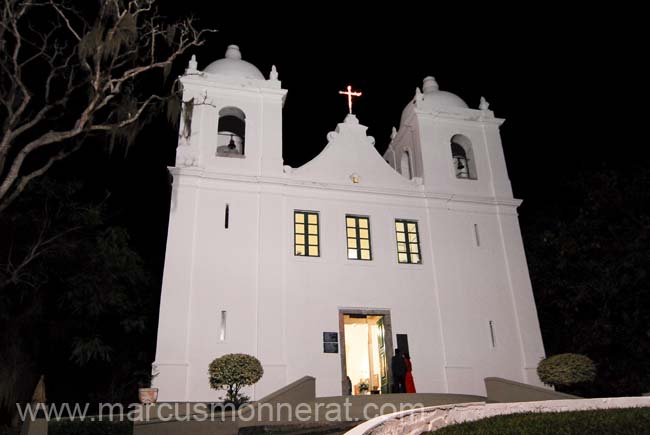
294, 211, 319, 257
395, 219, 421, 264
346, 216, 372, 260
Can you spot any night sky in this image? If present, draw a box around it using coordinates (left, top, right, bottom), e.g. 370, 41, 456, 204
66, 6, 644, 273
153, 6, 643, 195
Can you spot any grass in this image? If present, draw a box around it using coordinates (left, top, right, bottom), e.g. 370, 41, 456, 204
428, 407, 650, 435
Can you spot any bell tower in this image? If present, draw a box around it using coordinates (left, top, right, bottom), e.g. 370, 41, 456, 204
385, 77, 513, 199
153, 46, 287, 402
175, 45, 287, 177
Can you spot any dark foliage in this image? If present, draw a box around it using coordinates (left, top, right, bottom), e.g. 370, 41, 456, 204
522, 169, 650, 396
0, 176, 158, 425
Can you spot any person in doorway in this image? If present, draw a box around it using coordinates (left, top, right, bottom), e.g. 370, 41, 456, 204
404, 353, 416, 393
391, 348, 406, 393
345, 376, 352, 396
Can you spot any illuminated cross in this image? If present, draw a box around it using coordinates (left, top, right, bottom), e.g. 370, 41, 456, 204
339, 85, 362, 114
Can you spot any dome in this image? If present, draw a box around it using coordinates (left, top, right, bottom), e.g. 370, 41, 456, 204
203, 45, 265, 80
400, 77, 468, 125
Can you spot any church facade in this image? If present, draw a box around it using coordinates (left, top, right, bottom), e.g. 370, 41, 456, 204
153, 45, 547, 402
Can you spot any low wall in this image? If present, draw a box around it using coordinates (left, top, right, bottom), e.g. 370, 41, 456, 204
484, 377, 578, 403
346, 397, 650, 435
257, 376, 316, 406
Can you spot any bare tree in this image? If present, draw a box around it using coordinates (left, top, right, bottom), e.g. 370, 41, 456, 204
0, 0, 214, 212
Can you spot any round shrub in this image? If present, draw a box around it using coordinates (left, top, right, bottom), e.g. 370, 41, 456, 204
537, 353, 596, 387
208, 353, 263, 406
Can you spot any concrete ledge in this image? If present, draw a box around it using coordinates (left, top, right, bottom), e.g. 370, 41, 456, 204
257, 376, 316, 406
485, 377, 579, 403
346, 397, 650, 435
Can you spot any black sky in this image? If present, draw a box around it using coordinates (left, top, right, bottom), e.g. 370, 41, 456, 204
69, 5, 645, 270
151, 5, 644, 197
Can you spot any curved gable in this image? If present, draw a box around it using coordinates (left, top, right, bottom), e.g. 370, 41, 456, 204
289, 115, 416, 189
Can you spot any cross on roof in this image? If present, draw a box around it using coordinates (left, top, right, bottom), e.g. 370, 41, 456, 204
339, 85, 362, 114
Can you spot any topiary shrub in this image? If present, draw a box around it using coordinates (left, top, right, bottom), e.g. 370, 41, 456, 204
208, 353, 263, 407
537, 353, 596, 387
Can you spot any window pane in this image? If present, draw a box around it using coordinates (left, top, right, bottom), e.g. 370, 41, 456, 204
396, 232, 406, 242
395, 221, 404, 231
348, 249, 357, 259
308, 235, 318, 245
407, 223, 417, 233
308, 224, 318, 235
296, 234, 305, 244
347, 228, 356, 238
295, 213, 304, 223
347, 238, 357, 249
359, 229, 369, 239
397, 242, 406, 253
359, 218, 368, 229
411, 253, 421, 264
408, 233, 418, 243
360, 250, 370, 260
295, 245, 305, 256
309, 246, 319, 256
295, 223, 304, 234
308, 214, 318, 224
346, 217, 355, 227
409, 243, 419, 253
398, 253, 408, 263
360, 239, 369, 249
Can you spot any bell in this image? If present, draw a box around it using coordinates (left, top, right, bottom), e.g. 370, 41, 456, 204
456, 159, 465, 170
227, 135, 236, 150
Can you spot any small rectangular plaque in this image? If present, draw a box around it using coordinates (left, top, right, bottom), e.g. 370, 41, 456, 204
323, 332, 339, 353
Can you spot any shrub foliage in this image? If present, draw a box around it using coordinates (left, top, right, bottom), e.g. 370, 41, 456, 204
537, 353, 596, 387
208, 353, 263, 407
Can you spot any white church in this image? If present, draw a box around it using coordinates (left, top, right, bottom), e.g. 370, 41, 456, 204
153, 45, 547, 402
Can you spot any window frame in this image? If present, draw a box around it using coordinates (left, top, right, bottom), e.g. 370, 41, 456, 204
345, 215, 372, 261
394, 219, 422, 264
294, 210, 320, 257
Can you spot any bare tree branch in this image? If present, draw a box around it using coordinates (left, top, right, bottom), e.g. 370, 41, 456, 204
0, 141, 83, 215
49, 0, 81, 41
0, 0, 216, 212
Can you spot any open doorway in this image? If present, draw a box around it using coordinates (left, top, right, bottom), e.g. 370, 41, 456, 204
339, 310, 394, 395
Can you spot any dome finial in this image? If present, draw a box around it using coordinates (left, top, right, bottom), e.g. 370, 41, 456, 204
423, 76, 439, 93
414, 87, 423, 107
202, 44, 264, 79
225, 44, 242, 60
270, 65, 279, 81
186, 54, 198, 74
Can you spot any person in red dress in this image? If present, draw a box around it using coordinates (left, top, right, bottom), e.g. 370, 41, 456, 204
404, 353, 416, 393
